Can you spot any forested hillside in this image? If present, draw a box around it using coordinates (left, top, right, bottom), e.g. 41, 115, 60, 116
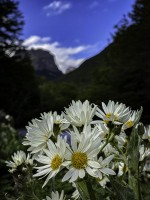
0, 0, 40, 127
0, 0, 150, 127
58, 0, 150, 123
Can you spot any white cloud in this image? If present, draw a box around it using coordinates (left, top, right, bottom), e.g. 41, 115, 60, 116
23, 36, 51, 46
23, 36, 97, 73
43, 1, 71, 16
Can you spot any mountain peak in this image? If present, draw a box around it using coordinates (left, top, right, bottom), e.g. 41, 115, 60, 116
28, 48, 63, 80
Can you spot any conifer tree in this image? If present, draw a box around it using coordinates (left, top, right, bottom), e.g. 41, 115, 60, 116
0, 0, 40, 127
106, 0, 150, 122
129, 0, 150, 24
0, 0, 24, 57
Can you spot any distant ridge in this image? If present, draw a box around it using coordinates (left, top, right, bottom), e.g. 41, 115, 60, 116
57, 45, 110, 85
28, 49, 63, 80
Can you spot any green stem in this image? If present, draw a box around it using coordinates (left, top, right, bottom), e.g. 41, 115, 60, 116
99, 140, 109, 154
128, 169, 141, 200
31, 180, 40, 200
52, 177, 56, 192
86, 178, 96, 200
32, 190, 40, 200
98, 130, 115, 156
127, 126, 141, 200
138, 166, 141, 200
76, 179, 96, 200
114, 144, 127, 164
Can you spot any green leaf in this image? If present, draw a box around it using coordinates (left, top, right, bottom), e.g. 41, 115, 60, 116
128, 126, 140, 171
110, 177, 136, 200
127, 125, 142, 199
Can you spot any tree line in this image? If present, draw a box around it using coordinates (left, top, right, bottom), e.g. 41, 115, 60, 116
0, 0, 150, 127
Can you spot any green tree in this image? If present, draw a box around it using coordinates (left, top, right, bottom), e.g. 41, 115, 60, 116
68, 0, 150, 123
0, 0, 24, 57
129, 0, 150, 24
0, 56, 40, 127
0, 0, 40, 127
105, 0, 150, 123
38, 78, 78, 113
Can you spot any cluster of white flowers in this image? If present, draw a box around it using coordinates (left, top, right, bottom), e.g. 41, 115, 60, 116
5, 150, 33, 173
6, 100, 150, 199
22, 111, 70, 157
96, 100, 139, 129
63, 100, 97, 127
21, 100, 120, 189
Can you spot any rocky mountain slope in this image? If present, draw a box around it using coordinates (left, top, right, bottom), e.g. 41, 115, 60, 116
28, 49, 63, 80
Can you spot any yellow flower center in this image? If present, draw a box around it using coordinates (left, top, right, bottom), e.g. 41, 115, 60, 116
51, 154, 62, 170
104, 113, 112, 124
104, 113, 118, 124
105, 113, 112, 118
71, 152, 88, 169
125, 121, 133, 128
55, 120, 61, 124
44, 134, 50, 142
96, 177, 103, 182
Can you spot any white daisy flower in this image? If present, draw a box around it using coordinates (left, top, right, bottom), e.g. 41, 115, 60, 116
143, 163, 150, 172
25, 153, 34, 166
122, 110, 140, 130
96, 123, 109, 140
97, 175, 110, 188
6, 150, 26, 170
96, 100, 130, 125
118, 162, 127, 176
43, 190, 67, 200
5, 151, 33, 172
33, 136, 67, 187
41, 111, 70, 132
103, 143, 119, 156
62, 131, 101, 182
72, 183, 80, 200
23, 114, 54, 156
143, 125, 150, 142
63, 100, 97, 127
139, 145, 150, 161
72, 124, 101, 142
94, 155, 116, 180
115, 131, 127, 147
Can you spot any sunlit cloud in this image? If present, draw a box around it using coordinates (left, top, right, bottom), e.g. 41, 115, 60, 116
43, 1, 71, 16
23, 36, 98, 73
24, 36, 51, 46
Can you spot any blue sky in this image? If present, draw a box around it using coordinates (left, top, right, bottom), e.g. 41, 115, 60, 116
19, 0, 135, 73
